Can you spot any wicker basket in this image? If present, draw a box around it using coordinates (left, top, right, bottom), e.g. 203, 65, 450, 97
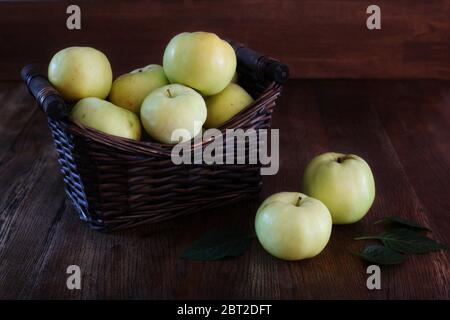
22, 41, 289, 231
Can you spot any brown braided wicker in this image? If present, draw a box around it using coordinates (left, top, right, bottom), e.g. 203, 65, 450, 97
22, 41, 289, 231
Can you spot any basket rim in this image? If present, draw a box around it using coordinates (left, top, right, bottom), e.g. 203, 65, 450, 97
65, 82, 282, 157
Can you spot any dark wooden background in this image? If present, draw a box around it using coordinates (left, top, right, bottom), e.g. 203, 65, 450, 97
0, 0, 449, 80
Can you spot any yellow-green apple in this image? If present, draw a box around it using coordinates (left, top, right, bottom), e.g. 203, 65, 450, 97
70, 97, 141, 140
255, 192, 332, 261
163, 32, 236, 96
48, 47, 112, 101
302, 152, 375, 224
140, 84, 206, 144
204, 83, 254, 128
109, 64, 169, 113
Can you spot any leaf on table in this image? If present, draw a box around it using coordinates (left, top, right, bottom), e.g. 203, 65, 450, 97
356, 228, 448, 254
374, 215, 429, 231
358, 245, 407, 265
378, 229, 447, 254
181, 229, 254, 261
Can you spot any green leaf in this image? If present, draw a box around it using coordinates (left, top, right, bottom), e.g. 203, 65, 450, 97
358, 245, 407, 265
181, 229, 254, 261
355, 228, 448, 254
374, 215, 429, 231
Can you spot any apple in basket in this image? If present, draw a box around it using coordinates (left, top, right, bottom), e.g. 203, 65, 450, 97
140, 84, 207, 144
163, 31, 237, 96
204, 83, 254, 128
48, 47, 112, 101
109, 64, 169, 114
70, 97, 141, 140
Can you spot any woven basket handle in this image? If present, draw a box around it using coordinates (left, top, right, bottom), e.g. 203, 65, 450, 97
227, 40, 289, 84
21, 64, 69, 120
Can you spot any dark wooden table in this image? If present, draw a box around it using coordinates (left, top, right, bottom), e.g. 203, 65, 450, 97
0, 79, 448, 299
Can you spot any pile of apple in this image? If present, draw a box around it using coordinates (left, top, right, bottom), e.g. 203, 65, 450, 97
255, 152, 376, 261
47, 31, 254, 143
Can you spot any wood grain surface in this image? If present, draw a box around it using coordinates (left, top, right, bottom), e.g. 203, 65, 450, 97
0, 0, 449, 80
0, 80, 448, 299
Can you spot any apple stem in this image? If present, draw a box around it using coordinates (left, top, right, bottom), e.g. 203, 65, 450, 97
296, 197, 302, 207
167, 88, 172, 98
337, 155, 352, 163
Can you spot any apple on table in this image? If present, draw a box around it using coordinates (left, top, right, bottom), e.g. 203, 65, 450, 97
255, 192, 332, 261
302, 152, 376, 224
